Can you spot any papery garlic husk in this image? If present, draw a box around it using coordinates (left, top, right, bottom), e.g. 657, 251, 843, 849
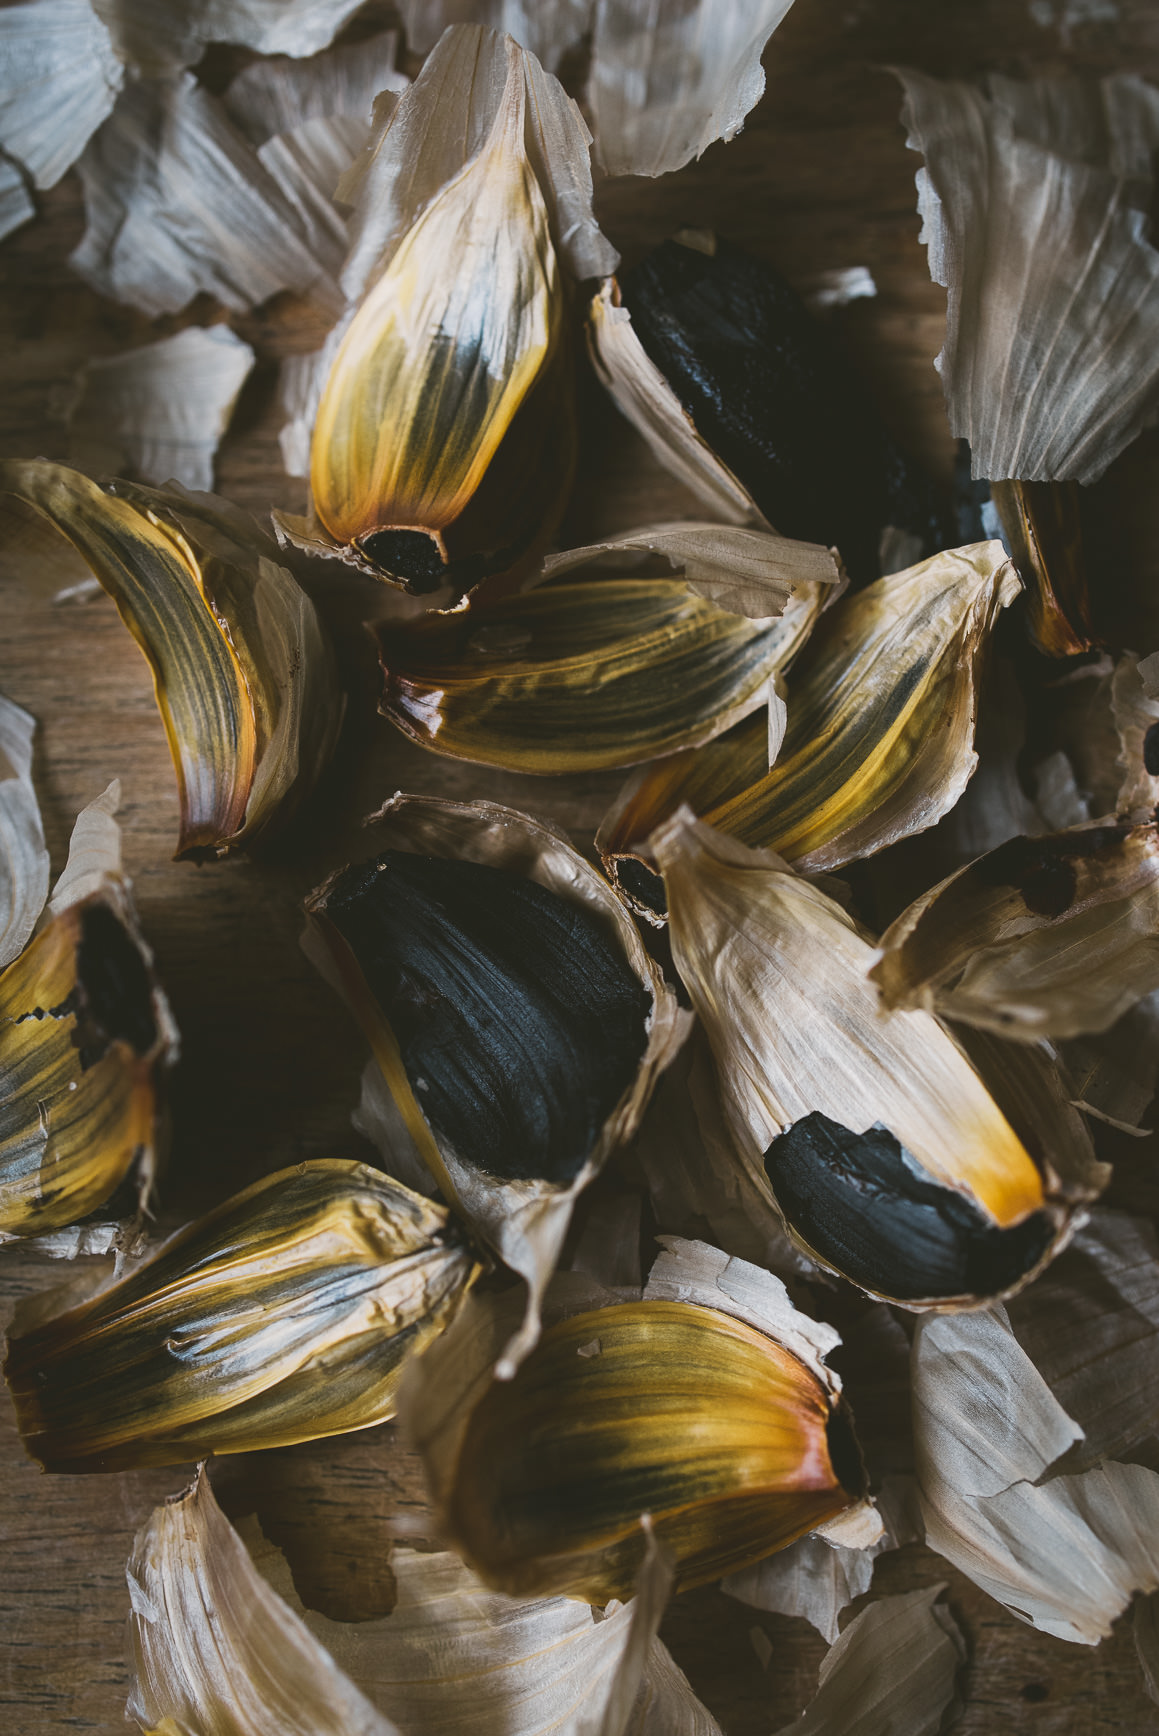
374, 525, 839, 772
651, 809, 1103, 1307
897, 71, 1159, 651
769, 1584, 964, 1736
871, 820, 1159, 1041
292, 25, 617, 599
600, 542, 1019, 920
913, 1303, 1159, 1644
70, 73, 331, 318
305, 795, 687, 1374
66, 324, 256, 494
5, 1160, 478, 1473
126, 1463, 715, 1736
896, 70, 1159, 489
0, 692, 50, 972
588, 237, 952, 583
0, 781, 176, 1240
405, 1238, 872, 1605
0, 460, 343, 860
0, 0, 123, 192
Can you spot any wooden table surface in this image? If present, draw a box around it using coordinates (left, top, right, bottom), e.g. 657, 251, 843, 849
2, 1, 1159, 1730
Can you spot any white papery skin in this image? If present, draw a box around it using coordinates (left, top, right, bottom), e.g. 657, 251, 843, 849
0, 694, 49, 972
126, 1469, 718, 1736
223, 32, 407, 144
0, 0, 122, 189
94, 0, 371, 75
68, 326, 255, 493
397, 1, 797, 176
897, 68, 1159, 484
70, 74, 326, 317
540, 522, 842, 620
588, 0, 796, 177
914, 1305, 1159, 1643
770, 1585, 964, 1736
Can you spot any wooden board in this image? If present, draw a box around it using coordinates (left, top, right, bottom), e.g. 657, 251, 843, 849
2, 0, 1159, 1730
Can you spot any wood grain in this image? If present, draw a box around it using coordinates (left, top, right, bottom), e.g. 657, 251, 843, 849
2, 1, 1159, 1731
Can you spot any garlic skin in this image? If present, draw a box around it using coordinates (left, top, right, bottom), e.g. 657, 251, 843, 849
872, 821, 1159, 1041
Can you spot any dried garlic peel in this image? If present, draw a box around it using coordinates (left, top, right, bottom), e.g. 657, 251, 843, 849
125, 1466, 717, 1736
6, 1161, 477, 1471
0, 693, 49, 972
873, 821, 1159, 1040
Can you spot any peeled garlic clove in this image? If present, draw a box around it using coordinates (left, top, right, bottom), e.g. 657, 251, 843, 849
652, 810, 1101, 1307
990, 478, 1100, 657
286, 25, 617, 599
872, 822, 1159, 1041
0, 782, 176, 1241
5, 1160, 478, 1472
305, 794, 686, 1373
591, 235, 952, 582
0, 460, 343, 860
374, 524, 838, 773
600, 541, 1020, 915
437, 1297, 864, 1604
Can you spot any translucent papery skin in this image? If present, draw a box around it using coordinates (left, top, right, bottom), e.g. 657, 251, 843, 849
447, 1301, 859, 1603
5, 1161, 479, 1472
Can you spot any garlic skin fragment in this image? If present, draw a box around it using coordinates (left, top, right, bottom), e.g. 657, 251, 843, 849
374, 526, 839, 775
305, 794, 687, 1376
0, 694, 49, 972
0, 461, 343, 860
651, 810, 1094, 1308
770, 1585, 964, 1736
914, 1304, 1159, 1645
587, 0, 796, 177
0, 0, 122, 190
896, 69, 1159, 486
600, 542, 1019, 913
0, 781, 177, 1241
407, 1265, 866, 1605
96, 0, 376, 74
284, 24, 617, 597
67, 325, 256, 494
872, 821, 1159, 1041
126, 1466, 717, 1736
70, 74, 328, 318
127, 1468, 400, 1736
6, 1161, 477, 1473
223, 32, 408, 144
